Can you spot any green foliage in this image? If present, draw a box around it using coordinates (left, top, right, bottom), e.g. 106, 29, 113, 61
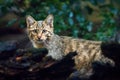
0, 0, 119, 41
7, 18, 17, 27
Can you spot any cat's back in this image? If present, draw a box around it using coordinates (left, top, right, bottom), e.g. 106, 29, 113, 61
59, 36, 102, 55
60, 36, 101, 48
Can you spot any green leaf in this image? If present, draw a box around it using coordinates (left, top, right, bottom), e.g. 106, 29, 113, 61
68, 18, 74, 26
87, 22, 93, 32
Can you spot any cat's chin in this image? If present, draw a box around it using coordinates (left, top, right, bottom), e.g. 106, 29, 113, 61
35, 41, 43, 44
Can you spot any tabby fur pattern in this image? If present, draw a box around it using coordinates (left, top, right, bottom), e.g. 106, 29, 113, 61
26, 14, 114, 79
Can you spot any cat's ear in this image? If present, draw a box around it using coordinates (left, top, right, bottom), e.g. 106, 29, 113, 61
26, 15, 36, 27
44, 14, 53, 28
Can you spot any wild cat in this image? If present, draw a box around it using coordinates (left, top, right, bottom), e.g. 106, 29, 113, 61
26, 14, 114, 79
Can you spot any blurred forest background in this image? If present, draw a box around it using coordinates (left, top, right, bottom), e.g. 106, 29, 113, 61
0, 1, 120, 80
0, 0, 120, 41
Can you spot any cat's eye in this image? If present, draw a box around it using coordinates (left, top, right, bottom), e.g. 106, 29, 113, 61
33, 29, 37, 33
42, 30, 47, 33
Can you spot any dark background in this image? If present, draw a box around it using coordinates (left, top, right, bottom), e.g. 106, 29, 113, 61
0, 0, 120, 41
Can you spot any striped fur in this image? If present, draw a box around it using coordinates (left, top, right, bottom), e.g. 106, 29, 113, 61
26, 14, 114, 73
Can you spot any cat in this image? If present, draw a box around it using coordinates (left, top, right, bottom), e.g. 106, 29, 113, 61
26, 14, 114, 79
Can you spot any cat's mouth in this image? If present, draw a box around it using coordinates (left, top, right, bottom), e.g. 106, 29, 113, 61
33, 38, 48, 44
35, 40, 43, 43
33, 39, 43, 43
35, 39, 49, 45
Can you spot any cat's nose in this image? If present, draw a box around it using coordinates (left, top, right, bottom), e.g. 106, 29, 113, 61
38, 35, 41, 38
38, 37, 42, 41
38, 34, 42, 41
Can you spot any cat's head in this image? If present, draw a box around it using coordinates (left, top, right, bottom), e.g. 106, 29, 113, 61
26, 14, 54, 43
